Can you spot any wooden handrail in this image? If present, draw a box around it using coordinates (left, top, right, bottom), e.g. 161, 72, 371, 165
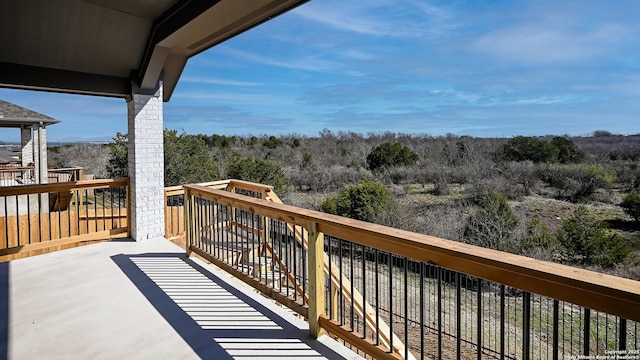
183, 184, 640, 323
0, 178, 129, 196
164, 180, 231, 197
0, 166, 32, 172
47, 167, 83, 172
163, 179, 273, 198
227, 179, 273, 193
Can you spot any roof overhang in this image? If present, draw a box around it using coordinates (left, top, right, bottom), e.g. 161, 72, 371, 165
0, 119, 59, 128
0, 0, 308, 102
0, 99, 60, 128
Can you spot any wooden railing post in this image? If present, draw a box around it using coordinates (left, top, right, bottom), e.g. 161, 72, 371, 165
163, 189, 170, 239
226, 184, 235, 232
307, 220, 325, 338
126, 179, 131, 238
185, 187, 193, 257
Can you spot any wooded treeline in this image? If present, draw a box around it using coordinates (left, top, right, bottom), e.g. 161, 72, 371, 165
48, 130, 640, 279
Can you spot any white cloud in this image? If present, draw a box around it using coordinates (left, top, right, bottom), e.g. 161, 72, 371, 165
470, 20, 628, 64
293, 5, 386, 36
173, 91, 295, 107
291, 0, 456, 38
181, 77, 262, 87
220, 46, 338, 73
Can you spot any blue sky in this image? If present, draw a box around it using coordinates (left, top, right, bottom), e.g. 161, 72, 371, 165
1, 0, 639, 142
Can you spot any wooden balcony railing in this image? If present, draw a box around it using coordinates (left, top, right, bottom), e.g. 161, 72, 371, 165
47, 167, 84, 183
173, 180, 640, 360
163, 179, 273, 243
0, 165, 84, 186
0, 166, 33, 186
0, 178, 129, 261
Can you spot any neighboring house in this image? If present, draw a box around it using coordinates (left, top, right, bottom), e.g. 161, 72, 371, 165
0, 99, 59, 185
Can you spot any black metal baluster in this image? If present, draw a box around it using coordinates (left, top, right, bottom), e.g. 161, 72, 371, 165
285, 221, 290, 298
546, 297, 551, 359
420, 262, 425, 360
213, 202, 219, 256
500, 285, 505, 360
339, 237, 344, 326
553, 299, 559, 360
477, 278, 483, 360
456, 272, 461, 359
214, 202, 219, 255
404, 257, 408, 360
570, 304, 575, 354
221, 203, 226, 257
301, 228, 306, 305
388, 251, 393, 354
328, 235, 333, 319
350, 241, 355, 331
209, 200, 214, 254
523, 291, 531, 360
438, 267, 443, 360
193, 198, 199, 250
200, 200, 209, 255
375, 249, 380, 346
605, 314, 610, 351
584, 308, 591, 355
619, 318, 627, 350
362, 244, 366, 339
277, 217, 282, 293
258, 214, 264, 284
270, 217, 276, 289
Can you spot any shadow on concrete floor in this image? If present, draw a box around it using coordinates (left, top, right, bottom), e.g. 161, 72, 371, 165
111, 252, 347, 359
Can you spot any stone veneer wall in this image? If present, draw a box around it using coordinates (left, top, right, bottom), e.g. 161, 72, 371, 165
127, 83, 165, 241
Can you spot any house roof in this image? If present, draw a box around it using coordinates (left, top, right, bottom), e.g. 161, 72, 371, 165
0, 0, 308, 102
0, 99, 59, 128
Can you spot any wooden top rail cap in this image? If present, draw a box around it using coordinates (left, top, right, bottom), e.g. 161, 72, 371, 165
227, 179, 273, 192
164, 180, 232, 196
0, 167, 33, 172
184, 183, 640, 322
0, 178, 129, 196
47, 167, 84, 172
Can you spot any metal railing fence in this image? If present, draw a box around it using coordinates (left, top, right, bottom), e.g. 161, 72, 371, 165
177, 181, 640, 360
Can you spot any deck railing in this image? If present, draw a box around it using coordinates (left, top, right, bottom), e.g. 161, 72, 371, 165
47, 167, 84, 183
0, 165, 84, 186
163, 179, 273, 243
0, 166, 33, 186
0, 178, 129, 261
174, 181, 640, 360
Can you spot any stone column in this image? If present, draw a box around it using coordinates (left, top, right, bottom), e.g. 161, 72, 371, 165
20, 126, 33, 166
20, 126, 33, 181
35, 123, 48, 184
32, 124, 41, 183
127, 82, 165, 241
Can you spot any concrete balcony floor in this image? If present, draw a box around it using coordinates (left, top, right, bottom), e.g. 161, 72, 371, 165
0, 238, 362, 360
